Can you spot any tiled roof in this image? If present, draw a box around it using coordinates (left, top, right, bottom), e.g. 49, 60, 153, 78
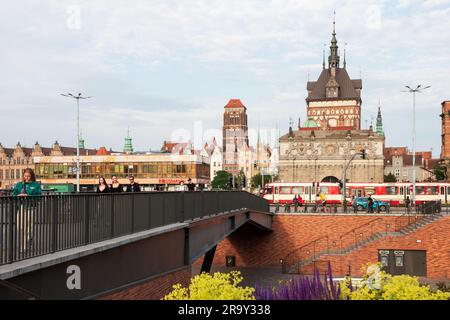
307, 68, 362, 102
225, 99, 246, 108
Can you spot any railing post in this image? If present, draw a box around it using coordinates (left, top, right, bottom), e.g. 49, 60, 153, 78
180, 192, 185, 223
84, 196, 90, 245
148, 193, 152, 229
8, 198, 15, 264
131, 193, 135, 233
51, 196, 58, 253
110, 195, 115, 238
201, 191, 205, 218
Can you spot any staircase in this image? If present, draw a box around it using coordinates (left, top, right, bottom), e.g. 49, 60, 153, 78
285, 213, 444, 274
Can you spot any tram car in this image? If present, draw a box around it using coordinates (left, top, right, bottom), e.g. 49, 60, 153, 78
262, 182, 450, 205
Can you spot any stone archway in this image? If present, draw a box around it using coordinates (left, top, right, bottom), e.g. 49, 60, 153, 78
321, 176, 340, 183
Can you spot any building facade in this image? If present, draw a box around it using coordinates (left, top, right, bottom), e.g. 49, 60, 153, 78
0, 141, 97, 189
306, 21, 362, 130
440, 101, 450, 180
278, 21, 385, 183
33, 153, 210, 192
279, 129, 384, 183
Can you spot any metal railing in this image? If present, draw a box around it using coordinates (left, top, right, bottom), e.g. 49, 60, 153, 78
0, 191, 269, 265
284, 235, 329, 273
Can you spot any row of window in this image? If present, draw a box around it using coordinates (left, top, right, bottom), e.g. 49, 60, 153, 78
34, 163, 210, 179
0, 169, 23, 180
309, 109, 359, 116
0, 158, 32, 165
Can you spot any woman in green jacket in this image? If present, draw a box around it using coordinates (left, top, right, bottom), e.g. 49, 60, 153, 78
12, 168, 42, 255
12, 168, 42, 197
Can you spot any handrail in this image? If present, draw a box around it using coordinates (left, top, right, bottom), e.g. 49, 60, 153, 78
284, 235, 329, 270
339, 218, 383, 253
0, 191, 270, 266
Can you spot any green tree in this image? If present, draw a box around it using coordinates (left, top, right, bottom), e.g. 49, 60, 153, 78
251, 173, 273, 189
211, 171, 232, 190
235, 170, 247, 189
384, 173, 397, 183
434, 165, 446, 181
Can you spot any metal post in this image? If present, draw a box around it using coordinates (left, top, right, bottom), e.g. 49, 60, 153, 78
411, 90, 416, 207
76, 98, 80, 193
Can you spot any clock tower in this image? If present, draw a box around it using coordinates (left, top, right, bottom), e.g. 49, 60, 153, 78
306, 18, 362, 130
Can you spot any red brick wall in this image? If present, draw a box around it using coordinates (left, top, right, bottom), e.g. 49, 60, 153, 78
201, 215, 450, 280
100, 266, 191, 300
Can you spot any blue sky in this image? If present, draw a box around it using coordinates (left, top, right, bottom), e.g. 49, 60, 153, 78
0, 0, 449, 157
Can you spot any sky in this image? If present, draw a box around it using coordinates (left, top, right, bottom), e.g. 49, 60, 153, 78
0, 0, 449, 157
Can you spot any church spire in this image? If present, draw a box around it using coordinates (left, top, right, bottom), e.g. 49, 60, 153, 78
376, 101, 385, 137
328, 11, 340, 69
322, 45, 326, 70
123, 127, 134, 154
343, 42, 347, 69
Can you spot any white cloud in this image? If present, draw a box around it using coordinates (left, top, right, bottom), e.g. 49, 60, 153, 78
0, 0, 449, 157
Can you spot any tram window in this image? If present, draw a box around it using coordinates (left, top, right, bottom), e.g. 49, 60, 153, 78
427, 187, 438, 195
386, 186, 396, 195
274, 187, 279, 195
319, 187, 329, 195
279, 187, 291, 194
447, 187, 450, 195
292, 186, 305, 194
441, 187, 445, 195
399, 187, 404, 195
365, 187, 375, 195
265, 187, 273, 195
407, 188, 410, 195
415, 187, 425, 195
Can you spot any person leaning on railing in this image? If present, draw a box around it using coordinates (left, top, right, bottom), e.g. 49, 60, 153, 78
12, 168, 42, 253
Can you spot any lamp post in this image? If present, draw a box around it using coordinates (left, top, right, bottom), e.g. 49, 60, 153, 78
404, 85, 431, 207
61, 93, 92, 193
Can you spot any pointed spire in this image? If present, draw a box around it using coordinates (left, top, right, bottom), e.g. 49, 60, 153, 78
328, 11, 340, 69
79, 129, 85, 149
322, 44, 326, 70
343, 42, 347, 69
376, 100, 385, 137
288, 117, 294, 138
124, 127, 134, 154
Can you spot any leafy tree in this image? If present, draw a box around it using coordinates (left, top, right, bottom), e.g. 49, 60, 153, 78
235, 170, 247, 189
163, 271, 255, 300
384, 173, 397, 183
211, 171, 232, 190
251, 173, 273, 189
434, 165, 446, 181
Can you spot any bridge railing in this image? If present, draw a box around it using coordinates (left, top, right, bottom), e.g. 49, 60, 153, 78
0, 191, 269, 265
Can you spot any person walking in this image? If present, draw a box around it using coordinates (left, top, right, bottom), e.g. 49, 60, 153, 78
96, 176, 110, 193
368, 195, 374, 213
110, 175, 123, 193
126, 175, 141, 192
187, 178, 196, 191
405, 196, 411, 214
293, 195, 299, 212
12, 168, 42, 254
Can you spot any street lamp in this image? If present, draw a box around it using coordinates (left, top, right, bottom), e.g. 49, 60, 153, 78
403, 85, 431, 207
61, 93, 92, 193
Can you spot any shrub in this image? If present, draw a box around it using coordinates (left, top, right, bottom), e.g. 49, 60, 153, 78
162, 271, 255, 300
341, 263, 450, 300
